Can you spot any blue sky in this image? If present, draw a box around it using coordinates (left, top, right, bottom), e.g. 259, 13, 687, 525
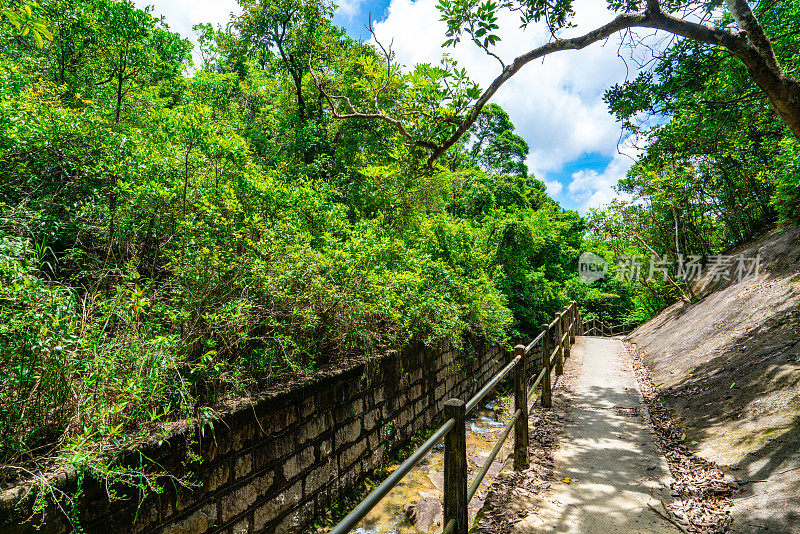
332, 0, 391, 39
135, 0, 641, 212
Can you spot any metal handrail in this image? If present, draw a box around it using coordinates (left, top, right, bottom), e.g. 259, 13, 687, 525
524, 329, 546, 354
467, 408, 521, 502
527, 367, 547, 402
330, 301, 582, 534
582, 319, 639, 337
465, 354, 521, 414
329, 418, 457, 534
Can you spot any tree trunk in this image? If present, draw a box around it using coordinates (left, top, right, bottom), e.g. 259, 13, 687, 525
115, 72, 123, 124
741, 66, 800, 140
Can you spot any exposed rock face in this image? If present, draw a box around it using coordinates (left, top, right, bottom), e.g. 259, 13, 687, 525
628, 226, 800, 533
404, 492, 443, 532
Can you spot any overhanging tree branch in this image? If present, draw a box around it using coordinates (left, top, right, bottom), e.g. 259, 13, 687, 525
321, 0, 800, 167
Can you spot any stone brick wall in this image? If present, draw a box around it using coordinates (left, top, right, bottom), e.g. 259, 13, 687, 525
1, 341, 513, 534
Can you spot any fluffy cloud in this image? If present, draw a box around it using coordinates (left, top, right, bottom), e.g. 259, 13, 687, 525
545, 179, 564, 198
567, 146, 638, 212
133, 0, 241, 66
371, 0, 642, 210
336, 0, 369, 18
137, 0, 646, 212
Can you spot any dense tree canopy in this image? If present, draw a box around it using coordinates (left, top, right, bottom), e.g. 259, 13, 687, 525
0, 0, 795, 526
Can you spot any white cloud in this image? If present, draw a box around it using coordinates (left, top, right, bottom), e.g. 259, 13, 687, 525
567, 144, 639, 212
133, 0, 241, 66
371, 0, 647, 208
337, 0, 369, 18
544, 179, 564, 198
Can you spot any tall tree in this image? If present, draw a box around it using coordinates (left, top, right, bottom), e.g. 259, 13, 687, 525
236, 0, 334, 121
469, 103, 529, 178
319, 0, 800, 165
94, 0, 190, 123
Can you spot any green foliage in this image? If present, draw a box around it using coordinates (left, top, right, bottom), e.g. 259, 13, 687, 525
772, 139, 800, 224
604, 0, 800, 229
0, 0, 645, 526
1, 1, 52, 47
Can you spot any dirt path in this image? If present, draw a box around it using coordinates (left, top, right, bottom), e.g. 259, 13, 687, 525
504, 336, 678, 533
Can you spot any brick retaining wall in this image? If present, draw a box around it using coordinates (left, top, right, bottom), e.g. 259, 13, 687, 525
1, 340, 520, 534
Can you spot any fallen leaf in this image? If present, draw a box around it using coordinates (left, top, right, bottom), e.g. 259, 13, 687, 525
561, 477, 571, 484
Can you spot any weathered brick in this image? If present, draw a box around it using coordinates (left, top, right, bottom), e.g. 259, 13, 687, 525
300, 397, 315, 418
231, 517, 250, 534
362, 408, 380, 432
253, 480, 302, 530
234, 453, 252, 480
284, 445, 315, 481
337, 461, 362, 492
300, 413, 328, 444
372, 385, 385, 404
162, 504, 217, 534
397, 407, 414, 428
409, 369, 423, 383
253, 432, 294, 469
220, 471, 274, 523
304, 459, 334, 494
207, 460, 231, 491
273, 500, 314, 534
339, 439, 367, 470
334, 419, 361, 448
414, 398, 426, 417
262, 405, 298, 434
367, 443, 386, 469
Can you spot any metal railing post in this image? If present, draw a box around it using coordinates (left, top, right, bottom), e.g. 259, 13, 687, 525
443, 399, 467, 534
513, 345, 530, 470
555, 312, 564, 376
540, 324, 552, 408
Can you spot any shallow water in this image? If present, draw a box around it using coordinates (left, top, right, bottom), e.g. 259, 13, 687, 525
352, 402, 512, 534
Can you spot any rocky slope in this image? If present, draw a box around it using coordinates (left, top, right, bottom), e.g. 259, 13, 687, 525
627, 226, 800, 533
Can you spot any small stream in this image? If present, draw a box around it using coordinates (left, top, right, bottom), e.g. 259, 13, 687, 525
351, 400, 512, 534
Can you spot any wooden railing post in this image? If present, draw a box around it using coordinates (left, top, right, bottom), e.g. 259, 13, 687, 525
555, 312, 564, 376
540, 324, 552, 408
444, 399, 467, 534
514, 345, 530, 470
569, 302, 577, 344
563, 307, 572, 362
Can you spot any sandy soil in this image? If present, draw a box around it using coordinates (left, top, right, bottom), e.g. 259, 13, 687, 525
627, 226, 800, 533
